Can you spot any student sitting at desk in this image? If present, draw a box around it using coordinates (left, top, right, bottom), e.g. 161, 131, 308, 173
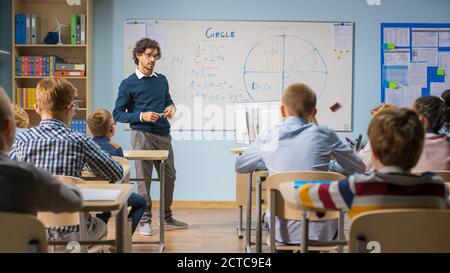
412, 96, 450, 173
440, 89, 450, 137
358, 103, 397, 172
235, 83, 365, 245
87, 109, 146, 234
0, 87, 82, 216
295, 108, 448, 219
9, 78, 123, 242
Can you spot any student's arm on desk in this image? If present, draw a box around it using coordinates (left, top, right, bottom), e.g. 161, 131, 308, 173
327, 130, 366, 175
234, 138, 266, 174
82, 137, 124, 182
296, 178, 354, 211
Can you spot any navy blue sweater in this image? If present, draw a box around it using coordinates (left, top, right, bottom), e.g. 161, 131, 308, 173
113, 73, 174, 136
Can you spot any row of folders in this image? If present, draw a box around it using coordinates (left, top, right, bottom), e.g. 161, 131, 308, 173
15, 14, 39, 44
15, 88, 36, 109
15, 14, 86, 45
16, 56, 86, 77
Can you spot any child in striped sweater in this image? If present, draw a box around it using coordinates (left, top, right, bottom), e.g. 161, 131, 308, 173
296, 108, 448, 220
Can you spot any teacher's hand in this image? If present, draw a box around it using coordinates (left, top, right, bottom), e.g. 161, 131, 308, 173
163, 105, 176, 119
142, 112, 160, 123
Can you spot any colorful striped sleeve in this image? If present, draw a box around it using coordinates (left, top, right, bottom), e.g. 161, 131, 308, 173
297, 178, 355, 211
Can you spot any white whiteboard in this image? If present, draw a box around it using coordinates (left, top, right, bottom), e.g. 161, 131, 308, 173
124, 20, 354, 131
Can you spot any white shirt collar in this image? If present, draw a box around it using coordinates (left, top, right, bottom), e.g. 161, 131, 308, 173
135, 68, 158, 79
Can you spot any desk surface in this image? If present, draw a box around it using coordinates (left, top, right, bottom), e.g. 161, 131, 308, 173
82, 165, 131, 184
77, 184, 132, 212
123, 150, 169, 160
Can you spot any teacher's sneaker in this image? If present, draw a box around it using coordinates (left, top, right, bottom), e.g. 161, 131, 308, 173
164, 217, 188, 229
139, 223, 153, 236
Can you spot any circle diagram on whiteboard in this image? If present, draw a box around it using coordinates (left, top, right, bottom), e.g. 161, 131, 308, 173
243, 35, 328, 102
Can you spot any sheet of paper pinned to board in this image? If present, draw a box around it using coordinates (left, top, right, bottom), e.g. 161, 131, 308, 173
439, 28, 450, 47
402, 86, 422, 108
147, 22, 166, 50
439, 51, 450, 71
383, 27, 410, 47
384, 49, 410, 66
408, 62, 427, 88
430, 80, 450, 97
385, 88, 403, 107
412, 28, 439, 47
412, 47, 438, 66
332, 23, 353, 50
386, 66, 408, 86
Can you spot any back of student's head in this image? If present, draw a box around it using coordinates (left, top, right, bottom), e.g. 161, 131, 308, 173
442, 89, 450, 105
413, 95, 450, 129
282, 83, 316, 119
36, 78, 78, 113
13, 105, 29, 129
87, 109, 114, 137
370, 103, 396, 117
368, 108, 424, 171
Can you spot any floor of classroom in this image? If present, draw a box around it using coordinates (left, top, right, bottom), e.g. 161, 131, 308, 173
107, 208, 269, 253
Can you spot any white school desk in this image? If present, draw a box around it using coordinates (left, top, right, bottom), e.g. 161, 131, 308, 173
277, 182, 346, 253
82, 165, 131, 184
123, 149, 169, 253
77, 183, 132, 253
229, 147, 268, 253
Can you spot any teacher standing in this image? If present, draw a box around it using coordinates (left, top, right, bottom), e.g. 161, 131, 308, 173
113, 38, 187, 236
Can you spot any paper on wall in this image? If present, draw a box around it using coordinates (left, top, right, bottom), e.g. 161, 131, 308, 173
412, 28, 438, 47
384, 49, 410, 66
385, 88, 403, 107
383, 27, 410, 47
430, 81, 450, 97
439, 28, 450, 47
402, 86, 422, 108
386, 67, 408, 86
412, 48, 438, 66
408, 62, 427, 88
332, 23, 353, 50
147, 23, 166, 50
439, 51, 450, 71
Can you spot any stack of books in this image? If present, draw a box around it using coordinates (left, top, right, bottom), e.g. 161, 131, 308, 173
70, 119, 87, 134
54, 63, 86, 77
15, 88, 36, 108
16, 56, 62, 77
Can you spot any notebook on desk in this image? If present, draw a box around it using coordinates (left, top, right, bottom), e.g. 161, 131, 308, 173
80, 189, 121, 201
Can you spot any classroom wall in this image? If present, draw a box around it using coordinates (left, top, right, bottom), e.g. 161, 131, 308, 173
0, 0, 12, 95
1, 0, 450, 201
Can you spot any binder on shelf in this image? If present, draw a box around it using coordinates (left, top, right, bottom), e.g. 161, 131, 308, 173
25, 14, 31, 44
80, 14, 86, 44
15, 14, 21, 44
31, 14, 39, 44
18, 14, 26, 44
76, 24, 81, 44
55, 63, 86, 71
54, 70, 86, 77
71, 14, 80, 45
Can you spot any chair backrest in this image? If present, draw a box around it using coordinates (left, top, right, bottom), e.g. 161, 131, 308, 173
0, 212, 47, 253
37, 176, 85, 227
349, 209, 450, 253
266, 171, 345, 221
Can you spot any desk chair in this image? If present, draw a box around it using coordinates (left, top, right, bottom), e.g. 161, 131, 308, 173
266, 171, 347, 253
0, 212, 47, 253
349, 209, 450, 253
37, 176, 109, 253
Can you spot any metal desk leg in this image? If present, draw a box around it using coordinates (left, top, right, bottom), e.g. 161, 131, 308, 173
301, 211, 309, 253
79, 212, 88, 253
245, 172, 253, 253
237, 205, 244, 239
337, 211, 345, 253
159, 160, 166, 253
256, 176, 262, 253
116, 204, 128, 253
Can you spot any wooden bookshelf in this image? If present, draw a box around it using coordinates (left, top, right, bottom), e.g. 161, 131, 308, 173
12, 0, 93, 130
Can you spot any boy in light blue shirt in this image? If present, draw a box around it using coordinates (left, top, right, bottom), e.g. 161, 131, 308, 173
235, 83, 365, 245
